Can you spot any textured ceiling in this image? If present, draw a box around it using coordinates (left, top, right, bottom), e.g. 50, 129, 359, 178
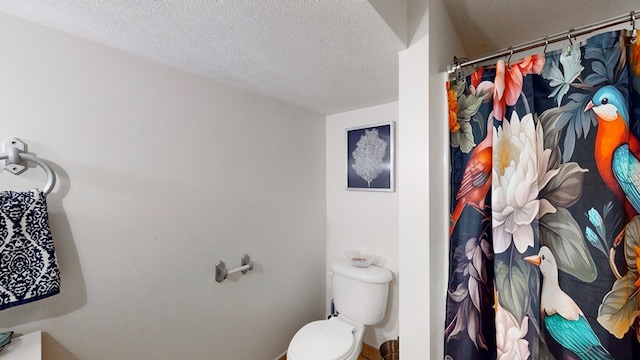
442, 0, 639, 59
0, 1, 637, 115
0, 0, 406, 115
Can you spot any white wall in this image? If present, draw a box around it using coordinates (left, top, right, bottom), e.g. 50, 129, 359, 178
0, 13, 326, 360
325, 102, 399, 347
428, 0, 463, 358
399, 0, 462, 358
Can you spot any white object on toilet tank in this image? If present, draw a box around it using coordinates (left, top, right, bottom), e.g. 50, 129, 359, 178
331, 260, 392, 325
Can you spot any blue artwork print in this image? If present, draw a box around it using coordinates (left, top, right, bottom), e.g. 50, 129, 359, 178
346, 123, 394, 191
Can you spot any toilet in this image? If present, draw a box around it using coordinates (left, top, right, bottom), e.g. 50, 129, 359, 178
287, 259, 393, 360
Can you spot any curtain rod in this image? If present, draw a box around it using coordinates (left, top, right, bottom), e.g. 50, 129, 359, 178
447, 10, 638, 75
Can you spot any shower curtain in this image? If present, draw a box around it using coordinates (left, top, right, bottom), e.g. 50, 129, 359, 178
446, 30, 640, 360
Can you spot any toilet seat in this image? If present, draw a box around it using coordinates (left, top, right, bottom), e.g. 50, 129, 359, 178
287, 317, 356, 360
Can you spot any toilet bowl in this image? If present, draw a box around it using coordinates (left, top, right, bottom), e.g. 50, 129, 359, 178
287, 259, 392, 360
287, 316, 364, 360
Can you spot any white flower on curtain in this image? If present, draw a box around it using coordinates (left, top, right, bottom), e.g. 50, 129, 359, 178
492, 112, 559, 254
495, 291, 530, 360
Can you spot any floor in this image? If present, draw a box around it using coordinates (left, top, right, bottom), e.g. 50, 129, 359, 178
359, 343, 382, 360
279, 342, 381, 360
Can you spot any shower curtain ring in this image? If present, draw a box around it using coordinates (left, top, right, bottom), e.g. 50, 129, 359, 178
566, 30, 574, 56
506, 47, 513, 68
543, 36, 549, 53
631, 11, 637, 44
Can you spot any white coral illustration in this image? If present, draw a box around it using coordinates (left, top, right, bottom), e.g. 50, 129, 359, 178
352, 129, 388, 187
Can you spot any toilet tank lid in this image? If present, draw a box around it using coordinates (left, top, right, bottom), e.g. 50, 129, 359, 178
331, 261, 392, 283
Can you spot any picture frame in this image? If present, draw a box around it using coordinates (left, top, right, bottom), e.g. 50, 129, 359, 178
346, 122, 395, 192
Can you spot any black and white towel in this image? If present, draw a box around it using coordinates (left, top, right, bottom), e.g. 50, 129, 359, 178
0, 189, 60, 310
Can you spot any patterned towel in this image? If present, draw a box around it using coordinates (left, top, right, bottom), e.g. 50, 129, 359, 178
0, 189, 60, 310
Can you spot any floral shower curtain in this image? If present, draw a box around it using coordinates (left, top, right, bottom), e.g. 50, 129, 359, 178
446, 30, 640, 360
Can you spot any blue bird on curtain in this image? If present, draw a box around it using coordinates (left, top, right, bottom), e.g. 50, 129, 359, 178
585, 85, 640, 247
526, 247, 614, 360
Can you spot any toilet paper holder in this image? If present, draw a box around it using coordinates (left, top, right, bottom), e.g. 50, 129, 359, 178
215, 254, 254, 283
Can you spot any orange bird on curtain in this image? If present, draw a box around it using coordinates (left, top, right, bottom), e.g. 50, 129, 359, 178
450, 119, 493, 236
585, 85, 640, 244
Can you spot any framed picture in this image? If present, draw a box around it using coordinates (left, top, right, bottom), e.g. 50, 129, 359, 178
346, 122, 395, 192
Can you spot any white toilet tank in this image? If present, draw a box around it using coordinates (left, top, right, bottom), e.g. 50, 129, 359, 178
331, 260, 393, 325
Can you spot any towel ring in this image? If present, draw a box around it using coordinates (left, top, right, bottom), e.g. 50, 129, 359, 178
1, 138, 56, 195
